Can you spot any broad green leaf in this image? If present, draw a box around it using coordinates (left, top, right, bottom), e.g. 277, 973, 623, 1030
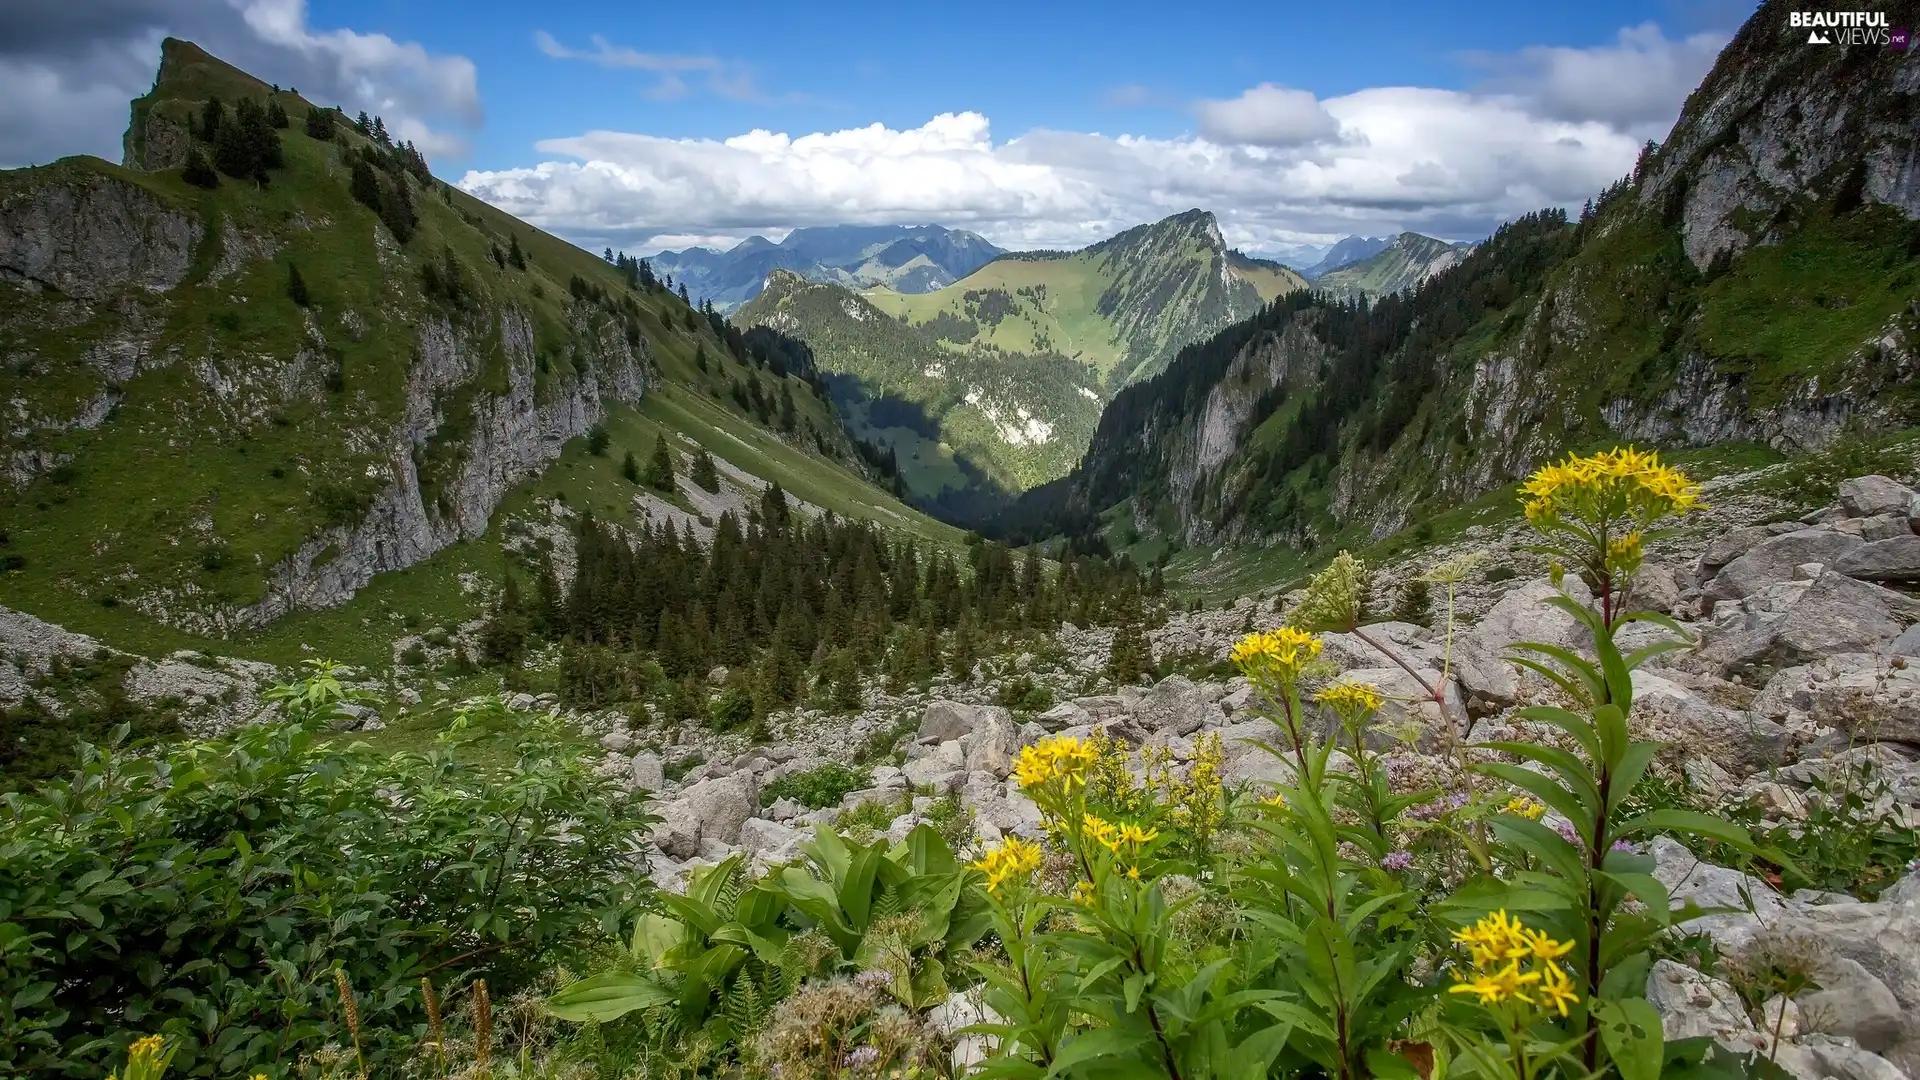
546, 972, 674, 1022
1047, 1027, 1152, 1078
1596, 997, 1665, 1080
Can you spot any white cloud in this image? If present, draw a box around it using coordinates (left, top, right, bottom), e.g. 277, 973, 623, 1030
1192, 84, 1340, 147
460, 83, 1649, 255
1468, 22, 1729, 135
0, 0, 480, 168
534, 30, 763, 103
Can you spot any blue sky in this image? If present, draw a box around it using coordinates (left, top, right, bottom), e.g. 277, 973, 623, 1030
0, 0, 1755, 254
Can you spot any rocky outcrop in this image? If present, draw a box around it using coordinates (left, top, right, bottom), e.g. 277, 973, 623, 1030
237, 310, 648, 625
0, 169, 198, 299
0, 605, 278, 736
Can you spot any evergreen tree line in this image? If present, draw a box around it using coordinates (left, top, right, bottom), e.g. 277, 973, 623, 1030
181, 95, 285, 188
477, 486, 1155, 725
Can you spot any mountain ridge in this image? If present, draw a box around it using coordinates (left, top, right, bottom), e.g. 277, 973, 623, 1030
1312, 232, 1477, 299
648, 224, 1005, 312
989, 0, 1920, 554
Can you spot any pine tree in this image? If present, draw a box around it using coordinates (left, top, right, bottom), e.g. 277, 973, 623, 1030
372, 115, 390, 146
379, 173, 416, 243
948, 615, 976, 682
266, 101, 289, 128
694, 343, 708, 373
286, 262, 310, 307
181, 148, 219, 189
348, 158, 381, 211
508, 234, 527, 270
355, 110, 372, 136
200, 98, 225, 143
621, 449, 640, 484
831, 649, 863, 712
690, 448, 720, 492
304, 106, 334, 140
645, 434, 675, 489
777, 385, 796, 432
586, 424, 610, 456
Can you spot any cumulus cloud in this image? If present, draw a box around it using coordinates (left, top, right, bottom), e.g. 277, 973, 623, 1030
0, 0, 480, 168
460, 82, 1650, 256
1468, 22, 1729, 135
1192, 84, 1341, 147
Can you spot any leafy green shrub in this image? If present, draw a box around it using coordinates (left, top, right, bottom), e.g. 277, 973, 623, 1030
995, 674, 1054, 713
0, 671, 653, 1079
710, 684, 753, 731
762, 762, 868, 810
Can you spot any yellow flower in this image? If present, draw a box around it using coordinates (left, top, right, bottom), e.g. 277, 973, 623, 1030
1503, 796, 1546, 821
1539, 960, 1581, 1017
1230, 626, 1324, 682
1125, 865, 1141, 880
1521, 926, 1575, 962
1520, 447, 1701, 525
969, 836, 1044, 896
1117, 822, 1159, 848
1072, 880, 1095, 906
1315, 680, 1385, 716
1081, 813, 1120, 854
1012, 735, 1098, 792
1448, 958, 1542, 1005
129, 1037, 166, 1059
1259, 790, 1288, 809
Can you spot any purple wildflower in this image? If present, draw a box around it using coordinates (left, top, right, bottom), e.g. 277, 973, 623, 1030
1381, 850, 1414, 871
853, 970, 893, 991
1553, 819, 1580, 845
845, 1047, 881, 1071
1406, 791, 1469, 821
1611, 839, 1640, 854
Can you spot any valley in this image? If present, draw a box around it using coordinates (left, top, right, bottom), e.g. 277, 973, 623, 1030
5, 5, 1920, 1080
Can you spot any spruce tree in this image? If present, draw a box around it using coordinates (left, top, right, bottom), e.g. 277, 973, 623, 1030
645, 435, 675, 489
690, 448, 720, 492
585, 424, 610, 456
286, 262, 310, 307
948, 615, 976, 682
199, 98, 225, 143
508, 234, 526, 270
694, 343, 708, 373
372, 115, 389, 146
304, 106, 334, 140
831, 649, 863, 712
621, 449, 640, 484
348, 158, 381, 211
181, 148, 219, 189
355, 110, 372, 136
379, 173, 416, 243
267, 101, 289, 128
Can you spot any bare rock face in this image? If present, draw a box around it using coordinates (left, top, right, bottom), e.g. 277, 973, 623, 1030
0, 171, 197, 299
236, 311, 648, 625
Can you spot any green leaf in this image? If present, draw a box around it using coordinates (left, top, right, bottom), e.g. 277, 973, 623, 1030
1596, 997, 1665, 1080
546, 972, 675, 1022
1047, 1027, 1152, 1078
1613, 808, 1757, 850
1517, 705, 1602, 760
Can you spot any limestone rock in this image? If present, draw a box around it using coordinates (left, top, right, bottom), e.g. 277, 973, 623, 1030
738, 817, 802, 860
1646, 959, 1765, 1052
654, 772, 759, 854
1700, 572, 1917, 679
1704, 529, 1865, 611
927, 988, 1004, 1074
920, 700, 991, 743
1632, 670, 1789, 772
1838, 536, 1920, 582
1841, 476, 1916, 519
629, 752, 665, 792
1134, 675, 1224, 737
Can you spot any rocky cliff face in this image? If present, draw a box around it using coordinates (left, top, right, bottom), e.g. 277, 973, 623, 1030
1640, 0, 1920, 272
239, 310, 647, 626
0, 168, 198, 299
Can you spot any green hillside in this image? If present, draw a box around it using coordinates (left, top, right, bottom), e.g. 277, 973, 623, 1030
864, 209, 1306, 388
0, 39, 954, 665
1312, 232, 1474, 299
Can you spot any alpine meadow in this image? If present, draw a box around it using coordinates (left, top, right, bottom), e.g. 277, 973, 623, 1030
4, 4, 1920, 1080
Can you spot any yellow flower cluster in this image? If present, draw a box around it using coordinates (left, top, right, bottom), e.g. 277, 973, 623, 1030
1012, 735, 1099, 792
112, 1035, 173, 1080
969, 836, 1044, 896
1521, 447, 1700, 525
1258, 790, 1289, 809
1502, 796, 1546, 821
1448, 910, 1580, 1017
1079, 814, 1158, 855
1315, 680, 1385, 716
1230, 626, 1324, 681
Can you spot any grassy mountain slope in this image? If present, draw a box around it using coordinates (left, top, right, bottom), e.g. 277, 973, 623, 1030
1312, 232, 1475, 299
990, 0, 1920, 555
864, 210, 1306, 388
737, 270, 1103, 494
1, 39, 953, 664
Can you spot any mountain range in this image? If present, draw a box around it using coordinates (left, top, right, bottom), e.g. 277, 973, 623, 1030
647, 225, 1005, 312
990, 0, 1920, 556
734, 209, 1308, 505
1311, 232, 1477, 297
